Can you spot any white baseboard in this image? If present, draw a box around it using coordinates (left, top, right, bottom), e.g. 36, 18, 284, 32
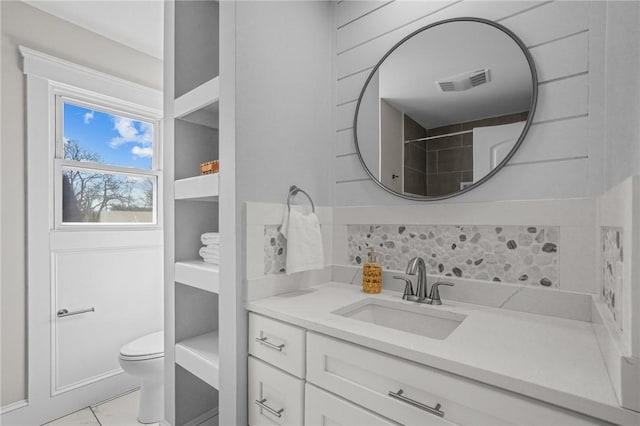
0, 399, 28, 415
184, 407, 219, 426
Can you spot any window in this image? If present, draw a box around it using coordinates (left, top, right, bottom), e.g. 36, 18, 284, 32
56, 98, 160, 226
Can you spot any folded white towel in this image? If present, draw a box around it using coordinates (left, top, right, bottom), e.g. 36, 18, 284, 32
201, 256, 219, 265
280, 208, 324, 275
199, 246, 220, 258
201, 232, 220, 246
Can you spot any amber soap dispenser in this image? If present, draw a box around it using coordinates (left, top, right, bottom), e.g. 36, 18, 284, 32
362, 247, 382, 294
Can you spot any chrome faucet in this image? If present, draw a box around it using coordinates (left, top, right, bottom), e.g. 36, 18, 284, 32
406, 257, 428, 302
394, 257, 455, 305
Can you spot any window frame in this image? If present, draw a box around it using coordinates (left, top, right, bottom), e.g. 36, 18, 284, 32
53, 88, 162, 230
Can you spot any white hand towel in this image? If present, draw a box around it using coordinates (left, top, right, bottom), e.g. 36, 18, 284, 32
201, 256, 219, 265
280, 208, 324, 275
201, 232, 220, 245
199, 246, 220, 257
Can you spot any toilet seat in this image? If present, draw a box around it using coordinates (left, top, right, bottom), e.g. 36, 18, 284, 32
120, 331, 164, 361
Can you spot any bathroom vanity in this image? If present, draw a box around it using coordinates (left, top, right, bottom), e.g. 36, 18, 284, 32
246, 283, 640, 426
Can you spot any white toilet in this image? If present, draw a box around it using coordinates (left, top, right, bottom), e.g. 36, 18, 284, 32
119, 331, 164, 424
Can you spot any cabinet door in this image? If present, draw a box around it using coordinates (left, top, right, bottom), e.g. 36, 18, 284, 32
248, 356, 304, 426
305, 383, 400, 426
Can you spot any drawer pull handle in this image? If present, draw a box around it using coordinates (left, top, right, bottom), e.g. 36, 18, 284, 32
255, 398, 284, 418
255, 336, 285, 352
388, 389, 445, 418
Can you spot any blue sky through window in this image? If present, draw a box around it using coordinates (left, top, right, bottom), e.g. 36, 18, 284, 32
63, 103, 153, 169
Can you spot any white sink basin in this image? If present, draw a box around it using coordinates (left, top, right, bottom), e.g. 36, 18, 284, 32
333, 298, 466, 340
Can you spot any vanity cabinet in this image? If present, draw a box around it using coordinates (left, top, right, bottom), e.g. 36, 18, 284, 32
248, 357, 304, 426
248, 312, 306, 378
248, 312, 608, 426
305, 383, 398, 426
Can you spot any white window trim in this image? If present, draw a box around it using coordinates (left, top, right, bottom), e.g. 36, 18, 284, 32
54, 90, 161, 229
19, 46, 164, 231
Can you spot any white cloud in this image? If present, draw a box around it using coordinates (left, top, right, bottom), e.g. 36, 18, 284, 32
110, 116, 153, 149
83, 110, 94, 124
131, 146, 153, 158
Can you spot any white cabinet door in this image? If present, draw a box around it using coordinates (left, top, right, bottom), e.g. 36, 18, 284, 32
248, 356, 304, 426
305, 383, 400, 426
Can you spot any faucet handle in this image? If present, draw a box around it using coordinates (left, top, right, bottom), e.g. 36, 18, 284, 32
429, 281, 454, 305
393, 276, 414, 300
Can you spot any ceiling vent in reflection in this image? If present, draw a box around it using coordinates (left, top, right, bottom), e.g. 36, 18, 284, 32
436, 69, 491, 92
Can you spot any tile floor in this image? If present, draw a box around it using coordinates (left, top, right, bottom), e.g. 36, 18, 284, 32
43, 390, 158, 426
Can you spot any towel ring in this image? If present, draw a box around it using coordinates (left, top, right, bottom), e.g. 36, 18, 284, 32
287, 185, 315, 213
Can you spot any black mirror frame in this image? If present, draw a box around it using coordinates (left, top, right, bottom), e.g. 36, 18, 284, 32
353, 17, 538, 201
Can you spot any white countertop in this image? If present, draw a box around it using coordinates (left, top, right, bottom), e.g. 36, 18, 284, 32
246, 282, 640, 425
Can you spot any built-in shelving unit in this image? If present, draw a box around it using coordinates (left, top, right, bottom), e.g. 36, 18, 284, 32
175, 331, 220, 389
164, 0, 221, 425
174, 77, 220, 129
175, 174, 219, 201
175, 261, 219, 294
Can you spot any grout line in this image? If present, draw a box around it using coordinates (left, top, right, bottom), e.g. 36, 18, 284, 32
337, 0, 395, 30
495, 0, 553, 23
89, 406, 103, 426
336, 178, 370, 184
531, 113, 588, 126
538, 71, 588, 86
337, 0, 462, 56
528, 29, 589, 50
336, 99, 358, 108
506, 155, 588, 167
337, 66, 373, 82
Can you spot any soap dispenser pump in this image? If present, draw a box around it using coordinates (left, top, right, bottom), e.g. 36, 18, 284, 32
362, 246, 382, 294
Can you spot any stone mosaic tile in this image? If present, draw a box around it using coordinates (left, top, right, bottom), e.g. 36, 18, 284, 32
601, 227, 623, 330
347, 224, 560, 287
264, 225, 286, 274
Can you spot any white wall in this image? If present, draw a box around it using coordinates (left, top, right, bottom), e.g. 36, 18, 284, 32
221, 2, 334, 424
235, 1, 334, 207
0, 0, 162, 407
333, 1, 604, 206
603, 1, 640, 191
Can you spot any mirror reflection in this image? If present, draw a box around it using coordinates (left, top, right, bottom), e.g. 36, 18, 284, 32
355, 19, 536, 199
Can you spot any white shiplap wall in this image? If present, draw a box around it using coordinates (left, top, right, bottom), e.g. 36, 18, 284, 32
334, 1, 603, 206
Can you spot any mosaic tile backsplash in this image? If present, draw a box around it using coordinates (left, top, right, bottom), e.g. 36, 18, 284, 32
348, 224, 560, 287
265, 225, 287, 274
601, 227, 623, 330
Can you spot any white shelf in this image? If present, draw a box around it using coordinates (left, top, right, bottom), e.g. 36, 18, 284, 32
175, 331, 220, 389
175, 260, 219, 293
175, 173, 219, 201
174, 77, 220, 129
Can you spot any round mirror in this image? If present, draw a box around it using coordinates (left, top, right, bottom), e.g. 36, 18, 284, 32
354, 18, 537, 200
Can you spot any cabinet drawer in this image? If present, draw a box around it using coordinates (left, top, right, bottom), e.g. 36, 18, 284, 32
248, 356, 304, 426
307, 333, 603, 426
305, 383, 399, 426
249, 312, 305, 378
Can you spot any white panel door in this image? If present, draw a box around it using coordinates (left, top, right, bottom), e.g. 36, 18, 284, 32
52, 244, 163, 393
471, 121, 526, 182
380, 99, 404, 192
